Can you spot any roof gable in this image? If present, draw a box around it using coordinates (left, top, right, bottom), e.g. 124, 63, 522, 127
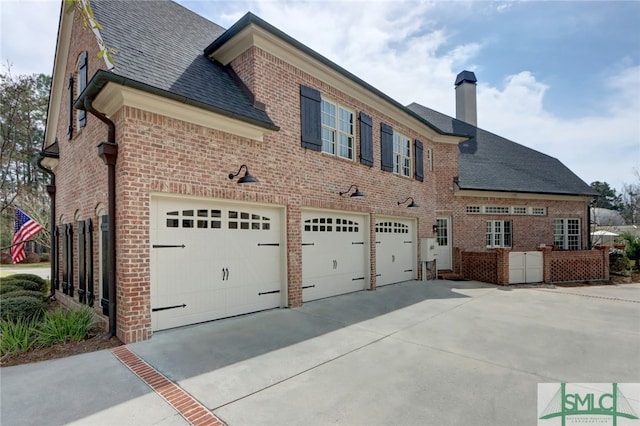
83, 1, 277, 130
407, 102, 598, 197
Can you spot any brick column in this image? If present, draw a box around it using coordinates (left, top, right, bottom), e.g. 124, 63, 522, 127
495, 248, 510, 285
537, 246, 553, 283
595, 245, 610, 281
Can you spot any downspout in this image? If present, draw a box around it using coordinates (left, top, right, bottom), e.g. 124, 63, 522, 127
37, 158, 57, 300
587, 203, 592, 249
84, 96, 118, 338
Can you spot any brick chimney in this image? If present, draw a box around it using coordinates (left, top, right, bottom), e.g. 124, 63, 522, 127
455, 70, 477, 126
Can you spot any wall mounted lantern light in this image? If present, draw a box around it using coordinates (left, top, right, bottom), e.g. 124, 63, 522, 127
339, 184, 364, 198
228, 164, 258, 183
397, 197, 419, 208
433, 224, 439, 233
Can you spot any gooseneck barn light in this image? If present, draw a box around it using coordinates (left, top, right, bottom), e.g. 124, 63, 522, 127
397, 197, 419, 208
339, 184, 364, 198
228, 164, 258, 183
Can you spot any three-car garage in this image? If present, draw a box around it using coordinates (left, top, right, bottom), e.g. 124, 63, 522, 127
150, 198, 418, 331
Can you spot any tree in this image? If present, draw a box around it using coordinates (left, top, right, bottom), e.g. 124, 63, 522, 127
620, 170, 640, 225
622, 232, 640, 271
0, 67, 51, 250
590, 181, 623, 211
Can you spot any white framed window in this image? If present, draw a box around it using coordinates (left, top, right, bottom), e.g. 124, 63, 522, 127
484, 206, 510, 214
553, 218, 580, 250
321, 99, 354, 160
427, 148, 433, 172
530, 207, 546, 216
393, 132, 411, 177
466, 206, 481, 214
486, 220, 512, 248
513, 207, 527, 215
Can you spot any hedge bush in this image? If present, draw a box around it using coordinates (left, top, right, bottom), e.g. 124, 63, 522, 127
0, 285, 20, 295
0, 289, 49, 301
5, 274, 47, 291
0, 279, 43, 292
0, 296, 47, 322
609, 248, 630, 273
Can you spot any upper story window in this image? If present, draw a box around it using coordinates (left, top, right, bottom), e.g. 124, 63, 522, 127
77, 52, 88, 129
321, 99, 354, 160
393, 132, 411, 177
553, 218, 580, 250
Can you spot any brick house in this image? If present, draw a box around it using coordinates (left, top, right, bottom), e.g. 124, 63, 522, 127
39, 0, 598, 343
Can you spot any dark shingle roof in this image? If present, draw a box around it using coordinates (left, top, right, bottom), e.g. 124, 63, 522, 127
407, 102, 598, 196
89, 0, 277, 129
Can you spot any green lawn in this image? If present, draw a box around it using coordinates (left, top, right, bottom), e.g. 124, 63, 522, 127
0, 263, 50, 278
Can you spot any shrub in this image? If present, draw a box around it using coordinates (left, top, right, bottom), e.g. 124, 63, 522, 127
0, 318, 40, 356
7, 274, 47, 290
609, 248, 630, 273
0, 289, 48, 301
0, 275, 47, 293
0, 296, 47, 322
0, 285, 20, 295
0, 279, 43, 292
24, 252, 41, 264
38, 306, 97, 345
0, 252, 11, 264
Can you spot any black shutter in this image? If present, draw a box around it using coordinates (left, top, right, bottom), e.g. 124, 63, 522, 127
300, 85, 322, 151
78, 52, 88, 128
380, 123, 393, 172
53, 226, 60, 290
86, 219, 94, 307
62, 224, 74, 296
67, 75, 74, 139
100, 215, 109, 315
359, 112, 373, 167
414, 139, 424, 182
78, 221, 86, 303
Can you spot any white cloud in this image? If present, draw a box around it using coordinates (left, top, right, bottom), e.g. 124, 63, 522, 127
0, 0, 60, 76
3, 0, 637, 192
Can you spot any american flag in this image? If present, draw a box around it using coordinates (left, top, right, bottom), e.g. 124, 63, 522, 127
10, 208, 44, 264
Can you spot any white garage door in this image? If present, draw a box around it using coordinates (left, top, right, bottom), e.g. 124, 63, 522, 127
150, 197, 283, 331
302, 210, 368, 302
375, 218, 416, 286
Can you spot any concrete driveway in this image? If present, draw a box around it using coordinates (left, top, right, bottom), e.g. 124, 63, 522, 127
2, 280, 639, 426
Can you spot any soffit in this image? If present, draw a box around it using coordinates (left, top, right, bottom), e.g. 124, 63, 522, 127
93, 83, 274, 142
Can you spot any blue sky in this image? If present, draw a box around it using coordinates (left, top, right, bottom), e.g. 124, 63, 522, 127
2, 0, 639, 193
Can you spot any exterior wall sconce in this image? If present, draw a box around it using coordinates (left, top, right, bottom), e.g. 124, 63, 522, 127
339, 185, 364, 198
433, 224, 439, 233
228, 164, 258, 183
397, 197, 419, 208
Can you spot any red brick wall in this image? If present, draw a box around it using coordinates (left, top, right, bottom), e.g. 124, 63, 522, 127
50, 11, 112, 328
548, 249, 607, 283
451, 197, 590, 253
461, 251, 498, 284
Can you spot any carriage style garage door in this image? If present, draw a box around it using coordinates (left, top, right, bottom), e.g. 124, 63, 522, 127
150, 197, 283, 331
301, 210, 368, 302
375, 217, 416, 286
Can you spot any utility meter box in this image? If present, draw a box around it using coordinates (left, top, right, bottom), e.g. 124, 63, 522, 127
420, 238, 437, 262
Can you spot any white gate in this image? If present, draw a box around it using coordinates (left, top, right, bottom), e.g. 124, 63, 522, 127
508, 251, 543, 284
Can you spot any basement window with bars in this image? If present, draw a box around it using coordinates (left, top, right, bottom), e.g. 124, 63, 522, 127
486, 220, 512, 248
